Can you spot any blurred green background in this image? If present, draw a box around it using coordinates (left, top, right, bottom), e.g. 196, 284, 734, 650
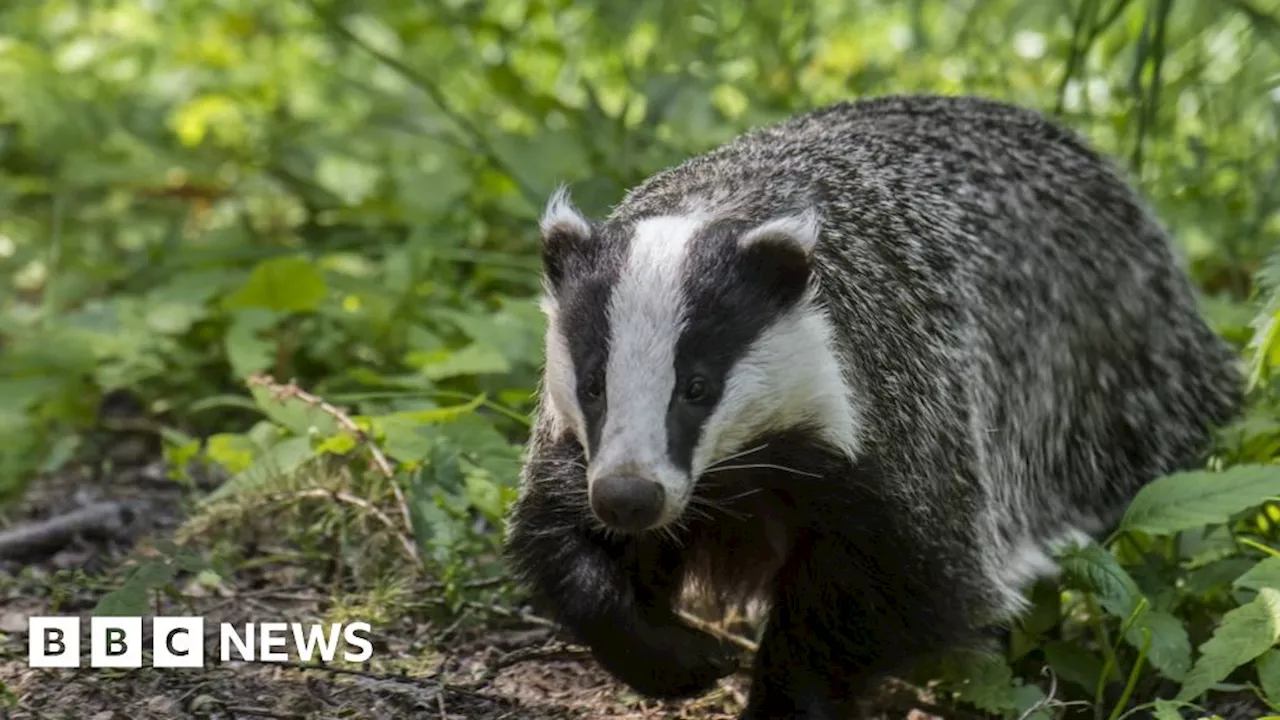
1, 0, 1277, 496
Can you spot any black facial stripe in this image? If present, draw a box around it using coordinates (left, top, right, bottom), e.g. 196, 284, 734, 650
667, 219, 813, 473
557, 223, 632, 455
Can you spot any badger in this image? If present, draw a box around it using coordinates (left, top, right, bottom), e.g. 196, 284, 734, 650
502, 94, 1243, 719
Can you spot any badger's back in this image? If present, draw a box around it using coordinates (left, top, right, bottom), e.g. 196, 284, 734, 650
609, 94, 1243, 614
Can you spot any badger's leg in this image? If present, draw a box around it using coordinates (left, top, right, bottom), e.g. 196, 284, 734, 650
738, 532, 969, 720
505, 439, 739, 699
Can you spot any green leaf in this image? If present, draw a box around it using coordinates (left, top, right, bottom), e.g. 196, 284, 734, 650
1007, 684, 1051, 720
1257, 648, 1280, 705
1044, 640, 1105, 692
378, 416, 437, 463
1126, 609, 1192, 681
224, 309, 278, 379
406, 446, 468, 567
248, 383, 340, 438
1186, 556, 1259, 596
937, 649, 1019, 713
1150, 699, 1188, 720
205, 433, 258, 474
92, 582, 149, 617
1235, 556, 1280, 593
1121, 465, 1280, 536
412, 342, 512, 381
93, 559, 177, 616
368, 394, 486, 427
1059, 542, 1144, 618
223, 256, 329, 313
202, 436, 315, 504
144, 301, 205, 335
1177, 587, 1280, 702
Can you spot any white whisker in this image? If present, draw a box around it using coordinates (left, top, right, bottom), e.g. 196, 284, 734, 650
710, 488, 765, 504
689, 497, 751, 521
704, 443, 770, 470
701, 463, 822, 479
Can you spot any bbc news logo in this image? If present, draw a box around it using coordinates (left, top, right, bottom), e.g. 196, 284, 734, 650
28, 616, 373, 668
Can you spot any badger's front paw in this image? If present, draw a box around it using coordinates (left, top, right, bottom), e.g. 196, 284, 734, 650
595, 619, 740, 700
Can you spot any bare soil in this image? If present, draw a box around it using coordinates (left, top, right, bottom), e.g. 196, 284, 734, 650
0, 452, 787, 720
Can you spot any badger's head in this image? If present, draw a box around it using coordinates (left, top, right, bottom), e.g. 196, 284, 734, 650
536, 188, 859, 534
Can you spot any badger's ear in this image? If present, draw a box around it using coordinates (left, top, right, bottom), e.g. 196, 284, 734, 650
539, 186, 593, 293
736, 209, 821, 301
737, 208, 822, 256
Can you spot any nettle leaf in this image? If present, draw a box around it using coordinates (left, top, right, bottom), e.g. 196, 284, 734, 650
1150, 699, 1188, 720
369, 397, 485, 464
223, 256, 329, 313
1057, 543, 1190, 678
92, 581, 150, 617
433, 301, 545, 369
1176, 587, 1280, 702
938, 650, 1019, 714
1044, 640, 1106, 691
435, 415, 523, 483
1235, 556, 1280, 593
406, 446, 468, 566
372, 395, 486, 427
225, 308, 279, 379
204, 433, 258, 474
93, 559, 177, 616
1257, 648, 1280, 705
1121, 465, 1280, 536
202, 436, 315, 504
1059, 542, 1144, 618
411, 343, 512, 381
1126, 609, 1192, 681
377, 416, 438, 463
1007, 684, 1051, 720
1186, 556, 1259, 597
248, 383, 340, 438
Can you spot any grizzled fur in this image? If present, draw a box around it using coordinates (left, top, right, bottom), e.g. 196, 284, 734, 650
504, 94, 1243, 719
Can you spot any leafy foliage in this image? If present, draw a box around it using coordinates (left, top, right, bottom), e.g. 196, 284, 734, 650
3, 0, 1280, 717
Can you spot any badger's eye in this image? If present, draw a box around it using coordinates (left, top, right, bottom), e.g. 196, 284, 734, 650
683, 375, 709, 404
584, 371, 605, 401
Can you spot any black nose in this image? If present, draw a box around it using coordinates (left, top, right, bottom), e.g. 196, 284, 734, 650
590, 475, 665, 531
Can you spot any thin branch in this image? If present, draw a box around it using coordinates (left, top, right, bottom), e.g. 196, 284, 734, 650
282, 488, 419, 566
246, 374, 415, 558
0, 501, 134, 560
676, 609, 760, 653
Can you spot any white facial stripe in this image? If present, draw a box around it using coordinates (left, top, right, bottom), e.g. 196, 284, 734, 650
590, 214, 706, 517
692, 302, 861, 474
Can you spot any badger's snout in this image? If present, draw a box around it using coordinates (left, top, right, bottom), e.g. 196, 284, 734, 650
590, 474, 666, 532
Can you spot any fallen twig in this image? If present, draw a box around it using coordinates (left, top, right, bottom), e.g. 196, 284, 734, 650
247, 374, 414, 547
281, 488, 419, 565
0, 501, 134, 561
677, 609, 759, 654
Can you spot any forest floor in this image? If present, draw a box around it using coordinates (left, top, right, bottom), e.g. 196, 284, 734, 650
0, 450, 944, 720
